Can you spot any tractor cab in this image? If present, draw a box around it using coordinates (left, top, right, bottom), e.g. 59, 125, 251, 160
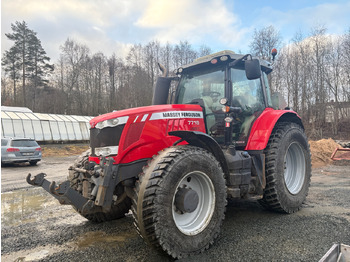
173, 51, 273, 148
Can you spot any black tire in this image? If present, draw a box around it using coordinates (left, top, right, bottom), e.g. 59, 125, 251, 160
68, 150, 131, 222
132, 146, 227, 259
259, 122, 311, 213
29, 161, 38, 166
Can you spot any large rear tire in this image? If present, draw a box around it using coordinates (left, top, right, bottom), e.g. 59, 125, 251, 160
259, 122, 311, 213
132, 146, 227, 259
68, 150, 131, 222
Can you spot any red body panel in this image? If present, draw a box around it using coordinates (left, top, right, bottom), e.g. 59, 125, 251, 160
245, 108, 301, 151
89, 104, 206, 164
89, 105, 300, 164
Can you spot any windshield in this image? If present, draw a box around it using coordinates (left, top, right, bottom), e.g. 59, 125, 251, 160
176, 66, 225, 105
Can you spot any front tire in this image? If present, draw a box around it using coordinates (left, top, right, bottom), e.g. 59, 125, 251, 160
259, 122, 311, 213
132, 146, 227, 259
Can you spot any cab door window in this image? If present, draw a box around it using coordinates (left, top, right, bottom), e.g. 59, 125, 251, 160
231, 68, 265, 146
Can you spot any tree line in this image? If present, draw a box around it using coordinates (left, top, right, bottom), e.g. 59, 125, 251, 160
2, 21, 350, 139
2, 21, 212, 116
257, 26, 350, 139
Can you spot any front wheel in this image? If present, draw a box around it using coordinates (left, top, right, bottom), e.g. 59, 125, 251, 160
259, 122, 311, 213
132, 146, 227, 259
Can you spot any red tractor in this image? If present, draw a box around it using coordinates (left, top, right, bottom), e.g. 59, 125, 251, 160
27, 50, 311, 259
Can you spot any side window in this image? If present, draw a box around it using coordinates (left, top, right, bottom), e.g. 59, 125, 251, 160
263, 72, 273, 107
231, 68, 265, 146
231, 69, 264, 111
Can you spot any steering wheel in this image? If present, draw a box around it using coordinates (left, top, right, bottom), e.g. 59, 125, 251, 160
202, 91, 221, 98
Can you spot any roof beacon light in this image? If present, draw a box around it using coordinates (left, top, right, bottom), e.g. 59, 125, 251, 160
211, 58, 218, 64
271, 48, 278, 61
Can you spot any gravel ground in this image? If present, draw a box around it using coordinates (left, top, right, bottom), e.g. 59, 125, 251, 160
1, 155, 77, 193
1, 160, 350, 262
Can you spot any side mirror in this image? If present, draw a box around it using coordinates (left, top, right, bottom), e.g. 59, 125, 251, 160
245, 59, 261, 80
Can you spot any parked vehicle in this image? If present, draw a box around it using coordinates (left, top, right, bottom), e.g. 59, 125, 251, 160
1, 137, 42, 165
27, 50, 311, 259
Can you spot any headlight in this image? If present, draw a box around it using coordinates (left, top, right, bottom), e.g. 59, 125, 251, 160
95, 116, 128, 129
220, 97, 228, 105
94, 146, 119, 156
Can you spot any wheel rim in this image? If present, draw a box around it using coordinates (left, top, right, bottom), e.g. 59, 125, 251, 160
172, 171, 215, 236
284, 142, 306, 195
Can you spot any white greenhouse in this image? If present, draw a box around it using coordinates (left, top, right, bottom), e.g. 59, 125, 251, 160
1, 106, 94, 143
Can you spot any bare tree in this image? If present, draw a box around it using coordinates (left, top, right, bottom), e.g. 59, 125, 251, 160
250, 25, 281, 61
59, 38, 90, 114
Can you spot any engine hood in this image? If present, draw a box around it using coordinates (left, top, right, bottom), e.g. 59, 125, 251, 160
89, 104, 203, 128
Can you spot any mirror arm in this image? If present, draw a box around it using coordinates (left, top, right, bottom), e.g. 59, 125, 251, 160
229, 54, 251, 67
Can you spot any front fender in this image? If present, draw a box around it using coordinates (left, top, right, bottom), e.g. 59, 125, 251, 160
245, 108, 302, 151
169, 131, 229, 176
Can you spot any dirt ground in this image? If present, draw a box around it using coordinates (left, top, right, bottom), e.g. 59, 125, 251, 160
309, 138, 344, 168
1, 140, 350, 261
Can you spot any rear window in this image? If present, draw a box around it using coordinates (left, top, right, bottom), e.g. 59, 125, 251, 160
11, 140, 39, 147
1, 139, 8, 146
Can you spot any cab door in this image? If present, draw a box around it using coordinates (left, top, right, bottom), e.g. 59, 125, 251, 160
230, 67, 266, 148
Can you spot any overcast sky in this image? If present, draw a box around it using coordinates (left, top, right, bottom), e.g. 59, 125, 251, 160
2, 0, 350, 62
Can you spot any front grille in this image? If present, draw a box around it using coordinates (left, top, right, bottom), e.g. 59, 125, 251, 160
90, 124, 125, 156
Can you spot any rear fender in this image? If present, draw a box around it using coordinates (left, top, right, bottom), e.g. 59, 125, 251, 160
169, 131, 229, 176
245, 108, 303, 151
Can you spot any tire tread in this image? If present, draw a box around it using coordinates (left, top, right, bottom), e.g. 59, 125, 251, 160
132, 146, 226, 258
259, 122, 311, 213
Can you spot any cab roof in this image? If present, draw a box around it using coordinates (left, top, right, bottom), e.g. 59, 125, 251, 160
177, 50, 273, 74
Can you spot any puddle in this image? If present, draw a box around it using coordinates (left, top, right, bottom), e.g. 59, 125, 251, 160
21, 250, 49, 261
75, 231, 137, 248
1, 187, 56, 226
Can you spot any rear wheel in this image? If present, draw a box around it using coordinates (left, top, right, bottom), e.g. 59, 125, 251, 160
259, 122, 311, 213
132, 146, 226, 259
68, 150, 131, 222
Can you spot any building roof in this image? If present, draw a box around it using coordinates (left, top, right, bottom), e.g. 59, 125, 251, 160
1, 106, 33, 113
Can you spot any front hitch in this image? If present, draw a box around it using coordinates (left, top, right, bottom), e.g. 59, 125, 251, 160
26, 173, 101, 215
26, 173, 47, 187
25, 157, 119, 215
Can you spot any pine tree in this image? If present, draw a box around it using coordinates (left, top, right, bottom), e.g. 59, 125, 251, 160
1, 46, 21, 104
3, 21, 53, 107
